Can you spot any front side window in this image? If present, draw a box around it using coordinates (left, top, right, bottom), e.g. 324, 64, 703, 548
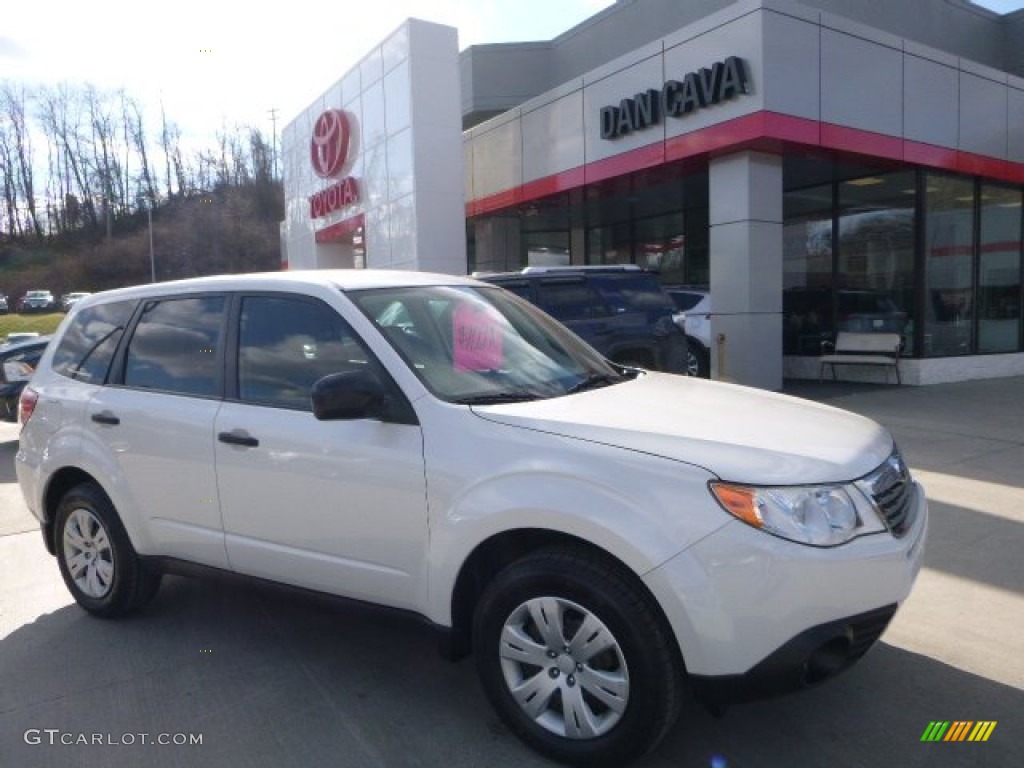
123, 296, 225, 397
52, 300, 137, 384
352, 285, 624, 403
237, 296, 371, 410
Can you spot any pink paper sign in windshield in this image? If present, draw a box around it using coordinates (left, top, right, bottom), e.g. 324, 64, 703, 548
453, 303, 504, 371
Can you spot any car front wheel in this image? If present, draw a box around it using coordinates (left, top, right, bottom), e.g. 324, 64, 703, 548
55, 483, 162, 618
473, 547, 683, 766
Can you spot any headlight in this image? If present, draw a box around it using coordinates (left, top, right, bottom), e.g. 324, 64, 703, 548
709, 481, 886, 546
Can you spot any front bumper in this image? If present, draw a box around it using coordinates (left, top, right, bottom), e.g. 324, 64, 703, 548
643, 480, 928, 694
689, 603, 897, 711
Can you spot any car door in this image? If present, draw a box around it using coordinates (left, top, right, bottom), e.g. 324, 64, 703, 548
213, 293, 428, 612
88, 294, 229, 568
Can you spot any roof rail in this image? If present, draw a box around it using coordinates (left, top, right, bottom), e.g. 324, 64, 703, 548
520, 264, 642, 274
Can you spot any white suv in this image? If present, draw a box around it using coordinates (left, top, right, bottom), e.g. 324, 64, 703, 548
665, 286, 711, 378
17, 271, 927, 767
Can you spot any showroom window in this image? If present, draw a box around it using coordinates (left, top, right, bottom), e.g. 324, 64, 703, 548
783, 173, 834, 355
924, 174, 975, 357
978, 184, 1023, 353
837, 171, 916, 355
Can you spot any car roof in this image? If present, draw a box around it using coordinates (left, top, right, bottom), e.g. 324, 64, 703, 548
70, 270, 483, 310
479, 265, 649, 280
0, 335, 51, 352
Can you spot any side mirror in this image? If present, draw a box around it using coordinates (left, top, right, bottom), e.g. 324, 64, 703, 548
311, 369, 388, 421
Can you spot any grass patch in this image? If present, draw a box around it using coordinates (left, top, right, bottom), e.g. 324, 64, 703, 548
0, 313, 65, 339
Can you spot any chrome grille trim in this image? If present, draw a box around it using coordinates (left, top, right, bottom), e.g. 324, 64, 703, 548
859, 450, 917, 537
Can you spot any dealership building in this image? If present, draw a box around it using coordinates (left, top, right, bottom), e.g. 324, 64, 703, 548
282, 0, 1024, 389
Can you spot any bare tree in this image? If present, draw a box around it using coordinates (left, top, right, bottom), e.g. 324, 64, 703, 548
37, 84, 97, 231
123, 95, 156, 209
0, 121, 23, 237
2, 83, 42, 238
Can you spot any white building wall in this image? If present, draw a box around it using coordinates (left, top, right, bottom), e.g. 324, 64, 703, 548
282, 19, 466, 275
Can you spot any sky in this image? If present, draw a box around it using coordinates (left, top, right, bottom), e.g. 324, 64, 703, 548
0, 0, 613, 149
2, 0, 1022, 152
972, 0, 1024, 11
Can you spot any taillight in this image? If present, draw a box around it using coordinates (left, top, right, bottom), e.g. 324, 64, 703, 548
19, 387, 38, 426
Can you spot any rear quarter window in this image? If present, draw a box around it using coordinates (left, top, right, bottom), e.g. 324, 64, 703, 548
51, 300, 137, 384
589, 274, 674, 313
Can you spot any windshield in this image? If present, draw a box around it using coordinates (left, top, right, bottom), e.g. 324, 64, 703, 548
350, 285, 630, 403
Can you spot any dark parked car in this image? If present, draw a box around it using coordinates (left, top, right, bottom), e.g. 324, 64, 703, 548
1, 335, 50, 421
480, 266, 688, 373
18, 290, 57, 313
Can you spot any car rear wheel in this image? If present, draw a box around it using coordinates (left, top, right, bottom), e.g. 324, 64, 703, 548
55, 483, 162, 618
473, 547, 683, 766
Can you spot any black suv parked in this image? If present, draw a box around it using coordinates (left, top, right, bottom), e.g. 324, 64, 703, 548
480, 266, 687, 373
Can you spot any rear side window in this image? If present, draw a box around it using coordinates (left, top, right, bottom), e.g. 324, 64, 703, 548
590, 274, 673, 313
124, 296, 225, 397
237, 295, 370, 411
51, 300, 137, 384
536, 280, 609, 321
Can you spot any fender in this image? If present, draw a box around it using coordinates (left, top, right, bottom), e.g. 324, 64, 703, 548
421, 427, 727, 627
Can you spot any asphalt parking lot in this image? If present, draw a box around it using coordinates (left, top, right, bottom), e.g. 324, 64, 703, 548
1, 377, 1022, 767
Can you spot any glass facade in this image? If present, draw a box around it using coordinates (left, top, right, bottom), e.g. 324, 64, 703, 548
978, 184, 1023, 353
784, 159, 1023, 358
470, 153, 1023, 362
924, 175, 975, 356
468, 166, 708, 286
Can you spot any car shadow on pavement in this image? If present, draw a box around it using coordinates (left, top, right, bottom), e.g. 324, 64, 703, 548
643, 641, 1022, 768
1, 574, 1021, 768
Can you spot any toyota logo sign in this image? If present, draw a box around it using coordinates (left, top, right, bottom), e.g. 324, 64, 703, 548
310, 110, 352, 179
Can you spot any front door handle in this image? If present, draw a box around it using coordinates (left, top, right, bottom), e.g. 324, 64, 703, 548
218, 430, 259, 448
91, 411, 120, 426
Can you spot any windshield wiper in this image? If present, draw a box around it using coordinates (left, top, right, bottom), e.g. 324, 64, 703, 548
455, 391, 545, 405
566, 372, 626, 395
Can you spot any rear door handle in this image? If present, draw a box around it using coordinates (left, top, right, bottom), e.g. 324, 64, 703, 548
218, 430, 259, 448
91, 411, 120, 426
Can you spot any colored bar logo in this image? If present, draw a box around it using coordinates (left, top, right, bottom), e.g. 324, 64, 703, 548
921, 721, 997, 742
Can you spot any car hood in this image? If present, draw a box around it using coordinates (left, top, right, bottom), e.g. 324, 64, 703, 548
472, 373, 893, 485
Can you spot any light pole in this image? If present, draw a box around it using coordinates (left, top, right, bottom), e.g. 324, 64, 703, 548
147, 206, 155, 283
138, 195, 156, 282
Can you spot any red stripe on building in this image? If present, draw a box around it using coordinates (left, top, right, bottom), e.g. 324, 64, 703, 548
466, 110, 1024, 215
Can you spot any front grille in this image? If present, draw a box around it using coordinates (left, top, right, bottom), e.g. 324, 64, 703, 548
861, 450, 917, 537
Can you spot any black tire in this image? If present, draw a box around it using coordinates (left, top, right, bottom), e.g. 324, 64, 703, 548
473, 547, 683, 767
687, 339, 710, 378
54, 482, 162, 618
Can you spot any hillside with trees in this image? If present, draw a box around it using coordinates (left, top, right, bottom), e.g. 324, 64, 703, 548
0, 81, 283, 302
